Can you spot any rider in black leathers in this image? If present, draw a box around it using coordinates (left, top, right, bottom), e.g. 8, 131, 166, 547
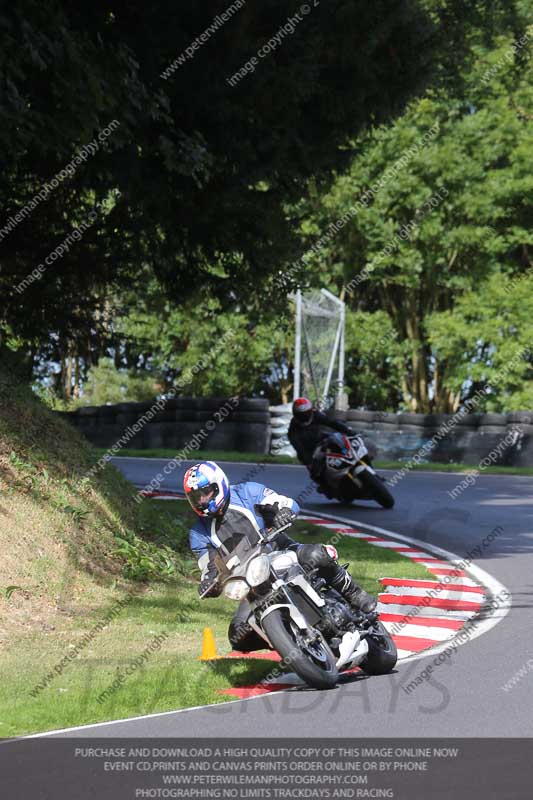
288, 397, 356, 484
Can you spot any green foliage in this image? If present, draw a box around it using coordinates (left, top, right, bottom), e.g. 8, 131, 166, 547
296, 20, 533, 411
111, 499, 193, 581
77, 358, 158, 406
118, 282, 295, 400
3, 3, 529, 412
112, 537, 174, 581
428, 271, 533, 410
344, 310, 404, 409
57, 504, 90, 524
31, 384, 78, 412
1, 0, 449, 348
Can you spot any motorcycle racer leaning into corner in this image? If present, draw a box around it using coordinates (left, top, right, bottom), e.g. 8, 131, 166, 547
184, 461, 377, 653
289, 397, 374, 487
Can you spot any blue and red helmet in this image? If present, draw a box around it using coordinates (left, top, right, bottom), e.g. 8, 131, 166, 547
183, 462, 230, 517
292, 397, 314, 426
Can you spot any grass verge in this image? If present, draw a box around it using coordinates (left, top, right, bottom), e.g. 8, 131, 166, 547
102, 448, 533, 476
103, 448, 298, 464
1, 507, 432, 737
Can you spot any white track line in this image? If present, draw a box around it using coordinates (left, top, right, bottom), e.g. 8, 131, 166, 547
382, 576, 481, 588
385, 623, 459, 642
396, 649, 415, 659
16, 689, 300, 740
364, 540, 414, 548
378, 603, 475, 621
381, 586, 485, 601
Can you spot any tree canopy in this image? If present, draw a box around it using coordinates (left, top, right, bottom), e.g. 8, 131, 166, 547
294, 17, 533, 411
1, 0, 445, 346
2, 1, 530, 413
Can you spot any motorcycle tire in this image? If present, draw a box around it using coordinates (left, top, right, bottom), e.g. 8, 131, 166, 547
333, 475, 356, 503
362, 620, 398, 675
262, 609, 339, 690
359, 470, 395, 509
338, 492, 355, 504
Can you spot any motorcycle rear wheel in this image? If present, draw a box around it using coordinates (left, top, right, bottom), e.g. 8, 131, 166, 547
262, 609, 339, 690
362, 620, 398, 674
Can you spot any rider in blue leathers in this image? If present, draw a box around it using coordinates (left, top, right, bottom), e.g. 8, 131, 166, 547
189, 480, 298, 560
184, 462, 377, 652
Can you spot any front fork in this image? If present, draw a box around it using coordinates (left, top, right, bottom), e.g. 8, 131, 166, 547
347, 459, 376, 487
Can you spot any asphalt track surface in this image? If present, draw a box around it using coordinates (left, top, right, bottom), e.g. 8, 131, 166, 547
46, 458, 533, 737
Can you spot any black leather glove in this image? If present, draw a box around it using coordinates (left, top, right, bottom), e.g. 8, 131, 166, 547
255, 501, 278, 528
272, 506, 297, 531
255, 502, 296, 532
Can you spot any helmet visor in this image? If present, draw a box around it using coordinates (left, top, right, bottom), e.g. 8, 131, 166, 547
188, 483, 217, 511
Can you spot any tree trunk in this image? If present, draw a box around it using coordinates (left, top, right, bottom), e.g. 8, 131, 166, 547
433, 359, 462, 413
65, 346, 74, 400
403, 296, 430, 412
73, 355, 81, 399
280, 383, 291, 404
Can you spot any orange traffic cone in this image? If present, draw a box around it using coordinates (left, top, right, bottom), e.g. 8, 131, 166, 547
199, 627, 219, 660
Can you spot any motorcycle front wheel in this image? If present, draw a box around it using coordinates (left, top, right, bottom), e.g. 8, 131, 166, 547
262, 609, 339, 690
359, 470, 395, 509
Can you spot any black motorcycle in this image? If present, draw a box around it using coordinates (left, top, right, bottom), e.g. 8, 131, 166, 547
312, 432, 395, 509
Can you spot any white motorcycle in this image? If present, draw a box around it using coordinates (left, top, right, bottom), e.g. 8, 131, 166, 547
202, 516, 397, 689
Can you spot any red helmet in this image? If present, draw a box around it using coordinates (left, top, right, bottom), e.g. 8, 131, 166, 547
292, 397, 314, 426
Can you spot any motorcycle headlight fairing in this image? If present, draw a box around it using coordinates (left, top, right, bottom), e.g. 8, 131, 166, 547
223, 579, 249, 601
270, 551, 298, 572
246, 555, 270, 586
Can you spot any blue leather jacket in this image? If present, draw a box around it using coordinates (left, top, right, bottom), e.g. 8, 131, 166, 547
189, 481, 300, 560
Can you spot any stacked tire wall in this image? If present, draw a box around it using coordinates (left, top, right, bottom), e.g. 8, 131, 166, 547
57, 397, 271, 454
269, 404, 296, 457
58, 397, 533, 466
337, 409, 533, 467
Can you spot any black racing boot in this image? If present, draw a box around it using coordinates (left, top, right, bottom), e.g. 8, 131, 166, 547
331, 569, 377, 614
